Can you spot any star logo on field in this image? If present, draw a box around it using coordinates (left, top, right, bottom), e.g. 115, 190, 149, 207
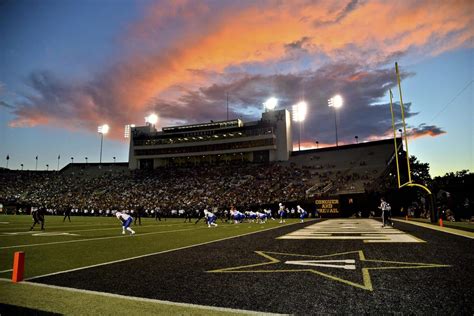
207, 250, 450, 291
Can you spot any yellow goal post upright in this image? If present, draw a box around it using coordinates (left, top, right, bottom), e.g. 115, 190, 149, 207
388, 62, 437, 223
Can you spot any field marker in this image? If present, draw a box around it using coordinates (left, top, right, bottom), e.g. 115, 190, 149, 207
26, 220, 309, 281
285, 259, 356, 270
278, 219, 424, 243
0, 269, 13, 273
0, 279, 287, 315
12, 251, 25, 282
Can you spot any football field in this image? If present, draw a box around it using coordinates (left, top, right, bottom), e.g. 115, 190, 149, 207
0, 215, 473, 315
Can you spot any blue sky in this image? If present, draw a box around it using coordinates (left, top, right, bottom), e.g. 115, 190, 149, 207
0, 0, 472, 176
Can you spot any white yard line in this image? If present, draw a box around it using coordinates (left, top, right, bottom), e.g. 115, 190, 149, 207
0, 269, 12, 273
393, 219, 474, 239
25, 221, 307, 281
0, 278, 287, 315
0, 221, 199, 232
0, 227, 201, 250
0, 222, 186, 236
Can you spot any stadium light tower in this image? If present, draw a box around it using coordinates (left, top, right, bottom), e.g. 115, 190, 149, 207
328, 95, 343, 147
98, 124, 109, 164
263, 97, 278, 112
124, 124, 136, 139
292, 101, 308, 151
145, 113, 158, 126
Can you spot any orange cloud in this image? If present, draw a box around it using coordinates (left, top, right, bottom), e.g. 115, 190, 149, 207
8, 0, 472, 139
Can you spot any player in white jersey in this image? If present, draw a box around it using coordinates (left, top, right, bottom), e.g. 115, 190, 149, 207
278, 203, 286, 223
204, 209, 218, 228
264, 208, 274, 220
297, 205, 307, 223
230, 209, 245, 224
115, 211, 135, 235
256, 211, 267, 224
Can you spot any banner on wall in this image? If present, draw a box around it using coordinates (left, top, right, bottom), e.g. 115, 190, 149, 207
315, 198, 340, 216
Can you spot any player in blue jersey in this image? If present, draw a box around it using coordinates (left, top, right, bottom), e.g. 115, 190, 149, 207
115, 211, 135, 235
247, 211, 257, 223
256, 211, 267, 224
230, 209, 245, 224
204, 209, 218, 228
297, 205, 307, 223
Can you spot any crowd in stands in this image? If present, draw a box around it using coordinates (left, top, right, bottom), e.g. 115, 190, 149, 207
0, 163, 311, 214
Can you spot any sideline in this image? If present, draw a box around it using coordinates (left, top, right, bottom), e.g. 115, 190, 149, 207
0, 227, 201, 250
26, 220, 311, 281
0, 222, 186, 236
393, 219, 474, 239
0, 278, 287, 316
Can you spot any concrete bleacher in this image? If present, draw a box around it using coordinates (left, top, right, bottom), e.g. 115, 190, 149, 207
289, 139, 398, 196
60, 162, 130, 177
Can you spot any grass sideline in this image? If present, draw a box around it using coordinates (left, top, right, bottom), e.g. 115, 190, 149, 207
0, 279, 279, 316
0, 215, 304, 314
401, 217, 474, 232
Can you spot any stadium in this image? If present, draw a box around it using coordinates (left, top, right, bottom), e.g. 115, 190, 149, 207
1, 104, 473, 315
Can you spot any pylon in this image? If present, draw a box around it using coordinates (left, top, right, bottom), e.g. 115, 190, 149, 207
439, 218, 443, 227
12, 251, 25, 282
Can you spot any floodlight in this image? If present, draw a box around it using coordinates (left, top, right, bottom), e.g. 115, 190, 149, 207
329, 95, 343, 108
263, 97, 278, 111
98, 124, 109, 164
124, 124, 136, 138
292, 101, 308, 122
98, 124, 109, 134
328, 95, 344, 146
145, 113, 158, 125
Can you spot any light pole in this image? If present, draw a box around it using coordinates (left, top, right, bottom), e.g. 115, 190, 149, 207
315, 140, 319, 149
20, 163, 23, 171
98, 124, 109, 164
292, 101, 308, 151
57, 155, 61, 170
6, 154, 9, 168
113, 156, 116, 163
355, 136, 359, 144
85, 157, 88, 164
398, 129, 403, 150
35, 155, 38, 170
328, 95, 343, 146
46, 164, 49, 171
71, 157, 74, 164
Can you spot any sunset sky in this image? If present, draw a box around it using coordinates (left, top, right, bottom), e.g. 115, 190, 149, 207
0, 0, 472, 176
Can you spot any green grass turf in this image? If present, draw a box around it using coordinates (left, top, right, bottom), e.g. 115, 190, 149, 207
0, 279, 258, 315
0, 215, 302, 314
0, 215, 305, 279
